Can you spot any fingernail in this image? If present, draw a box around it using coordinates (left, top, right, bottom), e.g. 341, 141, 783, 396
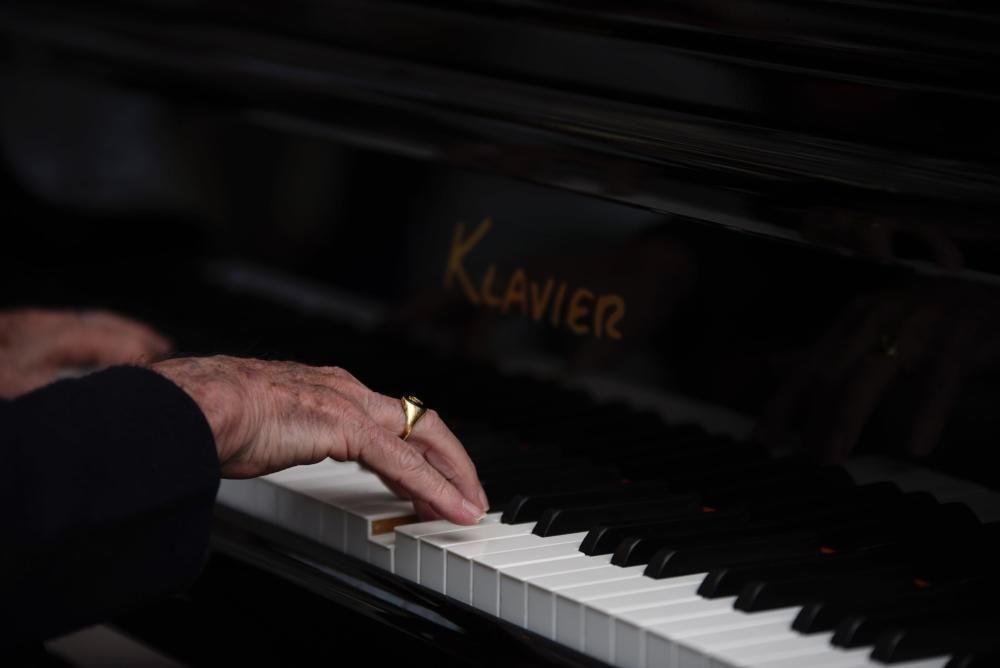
478, 488, 490, 512
461, 498, 486, 523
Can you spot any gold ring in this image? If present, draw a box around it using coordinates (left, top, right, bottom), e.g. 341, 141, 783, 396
399, 395, 427, 441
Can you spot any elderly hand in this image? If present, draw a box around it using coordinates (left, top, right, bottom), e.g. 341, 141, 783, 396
152, 355, 488, 526
0, 308, 172, 399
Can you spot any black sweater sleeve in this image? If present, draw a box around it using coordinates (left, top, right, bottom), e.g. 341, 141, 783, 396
1, 366, 220, 647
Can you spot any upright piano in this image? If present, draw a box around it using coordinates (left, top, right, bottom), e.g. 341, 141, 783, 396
3, 1, 1000, 666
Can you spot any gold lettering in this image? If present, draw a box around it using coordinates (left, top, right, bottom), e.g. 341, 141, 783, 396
550, 282, 568, 327
501, 268, 528, 314
481, 263, 501, 307
529, 278, 554, 322
567, 288, 594, 336
443, 218, 493, 304
595, 294, 625, 340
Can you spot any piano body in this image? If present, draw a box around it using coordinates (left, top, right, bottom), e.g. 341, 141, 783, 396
3, 1, 1000, 666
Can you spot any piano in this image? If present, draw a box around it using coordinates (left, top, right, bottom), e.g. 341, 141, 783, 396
3, 1, 1000, 666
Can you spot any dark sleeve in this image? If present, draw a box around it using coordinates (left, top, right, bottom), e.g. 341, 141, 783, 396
0, 366, 221, 648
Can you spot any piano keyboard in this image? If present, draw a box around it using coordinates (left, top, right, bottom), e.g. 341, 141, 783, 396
217, 449, 1000, 668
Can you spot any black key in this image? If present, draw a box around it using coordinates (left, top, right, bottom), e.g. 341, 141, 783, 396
736, 568, 905, 613
794, 575, 999, 635
641, 490, 928, 579
697, 545, 904, 599
587, 510, 747, 558
644, 531, 823, 577
485, 464, 620, 509
873, 615, 1000, 663
502, 481, 670, 524
948, 647, 1000, 668
833, 596, 995, 648
532, 495, 701, 537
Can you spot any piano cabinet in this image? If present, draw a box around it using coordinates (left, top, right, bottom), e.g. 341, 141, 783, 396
3, 1, 1000, 667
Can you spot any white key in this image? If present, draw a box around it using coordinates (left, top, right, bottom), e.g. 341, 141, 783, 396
555, 573, 705, 652
445, 531, 585, 599
343, 498, 415, 560
499, 554, 613, 626
584, 582, 703, 663
614, 597, 740, 668
737, 647, 950, 668
367, 533, 395, 572
644, 604, 797, 668
749, 647, 872, 668
393, 514, 502, 583
263, 459, 359, 483
419, 522, 535, 593
269, 470, 375, 543
702, 630, 840, 667
305, 477, 390, 551
526, 565, 647, 638
471, 542, 589, 613
680, 619, 809, 668
217, 478, 258, 516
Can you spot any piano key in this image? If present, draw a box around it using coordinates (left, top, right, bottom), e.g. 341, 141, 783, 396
677, 618, 815, 667
582, 584, 712, 663
306, 477, 395, 551
471, 541, 589, 612
748, 647, 872, 668
833, 596, 994, 649
417, 521, 535, 592
532, 495, 701, 537
735, 570, 903, 613
872, 615, 1000, 664
637, 532, 819, 576
393, 513, 502, 582
498, 554, 613, 626
697, 547, 900, 599
590, 510, 748, 559
947, 648, 1000, 668
444, 531, 586, 600
643, 605, 798, 668
502, 482, 668, 524
343, 498, 415, 560
270, 469, 381, 544
368, 533, 395, 572
703, 630, 845, 667
263, 459, 360, 482
554, 573, 706, 650
613, 597, 750, 668
526, 565, 648, 638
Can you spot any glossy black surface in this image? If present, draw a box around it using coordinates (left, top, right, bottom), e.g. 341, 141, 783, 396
4, 1, 1000, 665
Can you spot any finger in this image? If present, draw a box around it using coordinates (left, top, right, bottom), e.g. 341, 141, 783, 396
311, 368, 489, 511
374, 471, 412, 500
361, 392, 488, 512
82, 311, 174, 357
43, 325, 168, 368
413, 499, 444, 522
346, 421, 484, 525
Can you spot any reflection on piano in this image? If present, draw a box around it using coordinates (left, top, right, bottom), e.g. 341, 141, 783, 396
3, 0, 1000, 666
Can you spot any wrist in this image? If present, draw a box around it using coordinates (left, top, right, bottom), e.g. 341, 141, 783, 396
150, 356, 248, 463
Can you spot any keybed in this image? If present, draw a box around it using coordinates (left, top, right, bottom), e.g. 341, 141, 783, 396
217, 446, 999, 668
